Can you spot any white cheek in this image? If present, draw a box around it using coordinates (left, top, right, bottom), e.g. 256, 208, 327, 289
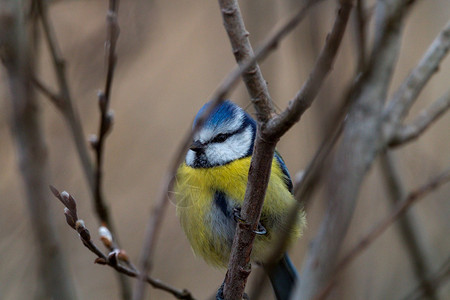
206, 127, 253, 165
185, 150, 196, 166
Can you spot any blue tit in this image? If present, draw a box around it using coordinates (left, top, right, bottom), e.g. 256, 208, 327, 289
175, 100, 306, 300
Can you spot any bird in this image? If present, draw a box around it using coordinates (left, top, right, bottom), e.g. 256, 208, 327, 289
175, 100, 306, 300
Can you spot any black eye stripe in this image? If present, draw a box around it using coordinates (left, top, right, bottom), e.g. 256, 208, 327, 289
211, 132, 232, 143
208, 124, 252, 144
210, 124, 250, 144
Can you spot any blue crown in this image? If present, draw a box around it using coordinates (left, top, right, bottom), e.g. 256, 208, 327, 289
193, 100, 256, 131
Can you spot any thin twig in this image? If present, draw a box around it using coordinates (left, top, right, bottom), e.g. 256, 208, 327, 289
389, 89, 450, 147
402, 255, 450, 300
133, 2, 323, 299
91, 0, 120, 230
90, 1, 133, 298
313, 167, 450, 300
32, 76, 63, 109
37, 0, 132, 297
49, 187, 195, 300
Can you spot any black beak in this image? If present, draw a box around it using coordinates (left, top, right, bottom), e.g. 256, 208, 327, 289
189, 140, 206, 153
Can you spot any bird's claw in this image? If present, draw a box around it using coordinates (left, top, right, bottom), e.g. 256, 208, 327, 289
233, 208, 267, 235
233, 207, 246, 223
254, 223, 267, 235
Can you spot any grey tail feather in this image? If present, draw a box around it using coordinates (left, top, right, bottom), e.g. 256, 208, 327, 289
266, 253, 298, 300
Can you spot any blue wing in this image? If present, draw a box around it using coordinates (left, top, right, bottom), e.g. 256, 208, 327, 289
274, 150, 293, 194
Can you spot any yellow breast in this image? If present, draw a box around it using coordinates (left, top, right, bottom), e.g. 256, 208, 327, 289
175, 156, 305, 267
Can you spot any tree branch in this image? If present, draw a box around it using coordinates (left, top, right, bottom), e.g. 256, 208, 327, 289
218, 0, 275, 122
249, 100, 348, 300
223, 1, 353, 299
36, 1, 132, 297
91, 0, 120, 233
223, 131, 278, 300
402, 255, 450, 300
35, 0, 95, 193
294, 1, 414, 298
379, 151, 437, 300
314, 167, 450, 300
49, 187, 195, 300
0, 1, 76, 298
133, 2, 323, 299
266, 0, 354, 138
91, 2, 134, 298
32, 76, 64, 109
389, 89, 450, 147
383, 21, 450, 137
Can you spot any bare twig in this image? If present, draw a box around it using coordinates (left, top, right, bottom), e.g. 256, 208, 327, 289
32, 76, 63, 108
90, 2, 134, 298
383, 21, 450, 137
266, 0, 354, 138
0, 1, 76, 298
36, 0, 131, 297
35, 0, 95, 192
402, 255, 450, 300
379, 151, 437, 299
133, 2, 323, 299
49, 187, 195, 300
218, 0, 275, 122
389, 89, 450, 147
294, 1, 414, 298
223, 1, 353, 299
313, 167, 450, 300
91, 0, 120, 230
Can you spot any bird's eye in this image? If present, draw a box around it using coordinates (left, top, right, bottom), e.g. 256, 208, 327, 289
212, 133, 230, 143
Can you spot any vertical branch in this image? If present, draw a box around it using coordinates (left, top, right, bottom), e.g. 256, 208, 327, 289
293, 1, 413, 298
379, 151, 437, 300
223, 132, 279, 300
0, 1, 76, 299
218, 0, 275, 122
223, 1, 353, 299
36, 1, 131, 298
92, 0, 120, 229
91, 1, 133, 299
267, 0, 353, 137
133, 3, 322, 300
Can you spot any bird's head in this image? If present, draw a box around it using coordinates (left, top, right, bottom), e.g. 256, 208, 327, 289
186, 100, 256, 168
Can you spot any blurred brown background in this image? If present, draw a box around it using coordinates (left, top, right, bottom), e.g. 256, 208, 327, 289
1, 0, 449, 299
